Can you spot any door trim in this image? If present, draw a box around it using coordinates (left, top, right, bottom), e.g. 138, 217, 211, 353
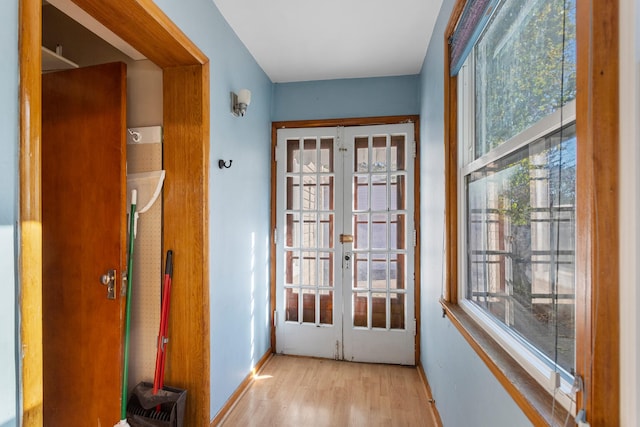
19, 0, 210, 425
270, 115, 421, 364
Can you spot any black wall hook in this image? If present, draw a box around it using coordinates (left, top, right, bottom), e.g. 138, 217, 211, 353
218, 159, 232, 169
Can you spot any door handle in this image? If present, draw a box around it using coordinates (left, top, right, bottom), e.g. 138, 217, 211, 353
100, 269, 116, 300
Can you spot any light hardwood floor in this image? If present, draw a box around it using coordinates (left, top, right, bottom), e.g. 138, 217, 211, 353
220, 355, 439, 427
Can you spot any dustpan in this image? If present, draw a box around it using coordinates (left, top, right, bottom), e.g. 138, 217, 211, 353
126, 382, 187, 427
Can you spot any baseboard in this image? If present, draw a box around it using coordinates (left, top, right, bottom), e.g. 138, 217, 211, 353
210, 350, 273, 426
417, 361, 443, 427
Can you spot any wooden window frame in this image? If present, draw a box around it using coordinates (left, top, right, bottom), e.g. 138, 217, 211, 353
442, 0, 619, 425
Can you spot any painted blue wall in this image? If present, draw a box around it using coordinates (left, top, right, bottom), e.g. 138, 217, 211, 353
272, 75, 420, 121
418, 1, 531, 425
151, 0, 273, 419
0, 1, 18, 426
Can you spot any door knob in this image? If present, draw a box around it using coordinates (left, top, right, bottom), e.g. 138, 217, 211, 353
100, 269, 116, 300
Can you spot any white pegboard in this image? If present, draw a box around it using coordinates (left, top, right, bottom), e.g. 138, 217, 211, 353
126, 126, 163, 392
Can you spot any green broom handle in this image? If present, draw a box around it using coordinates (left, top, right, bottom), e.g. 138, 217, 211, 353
121, 190, 137, 420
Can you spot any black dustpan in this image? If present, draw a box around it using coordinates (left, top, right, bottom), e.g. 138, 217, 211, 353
126, 382, 187, 427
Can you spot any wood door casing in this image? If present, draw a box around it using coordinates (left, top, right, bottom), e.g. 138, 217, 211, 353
21, 1, 210, 424
42, 62, 127, 425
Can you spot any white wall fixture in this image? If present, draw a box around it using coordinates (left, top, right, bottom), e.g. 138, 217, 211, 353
231, 88, 251, 116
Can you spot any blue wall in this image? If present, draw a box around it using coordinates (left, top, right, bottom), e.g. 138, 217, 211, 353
0, 1, 18, 426
150, 0, 273, 419
418, 1, 531, 425
272, 75, 420, 121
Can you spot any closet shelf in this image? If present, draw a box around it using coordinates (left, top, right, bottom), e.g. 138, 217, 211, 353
42, 46, 78, 72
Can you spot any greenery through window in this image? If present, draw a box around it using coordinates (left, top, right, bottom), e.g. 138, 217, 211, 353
474, 0, 576, 158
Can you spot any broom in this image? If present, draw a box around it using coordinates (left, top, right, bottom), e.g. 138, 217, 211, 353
115, 190, 137, 427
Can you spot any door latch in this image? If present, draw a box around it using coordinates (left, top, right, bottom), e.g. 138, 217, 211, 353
100, 269, 116, 300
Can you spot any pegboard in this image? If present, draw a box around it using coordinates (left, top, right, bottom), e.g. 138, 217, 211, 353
126, 126, 163, 392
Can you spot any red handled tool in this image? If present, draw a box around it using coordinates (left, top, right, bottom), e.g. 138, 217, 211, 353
153, 250, 173, 408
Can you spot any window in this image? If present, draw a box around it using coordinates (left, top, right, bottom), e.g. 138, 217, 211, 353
444, 0, 620, 424
459, 0, 577, 386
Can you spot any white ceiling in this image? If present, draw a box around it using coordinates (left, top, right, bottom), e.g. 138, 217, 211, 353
213, 0, 443, 83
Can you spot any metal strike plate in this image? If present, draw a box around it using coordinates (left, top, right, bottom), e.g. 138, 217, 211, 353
100, 269, 116, 300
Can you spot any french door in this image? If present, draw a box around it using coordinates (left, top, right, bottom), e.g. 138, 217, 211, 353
274, 123, 415, 365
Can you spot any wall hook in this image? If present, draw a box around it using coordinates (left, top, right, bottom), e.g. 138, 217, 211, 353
218, 159, 232, 169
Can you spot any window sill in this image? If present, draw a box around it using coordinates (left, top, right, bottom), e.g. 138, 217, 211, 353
439, 299, 570, 426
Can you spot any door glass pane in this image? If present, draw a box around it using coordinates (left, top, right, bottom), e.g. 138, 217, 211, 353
390, 253, 405, 290
320, 138, 334, 172
390, 293, 405, 329
355, 137, 369, 172
302, 175, 317, 210
353, 292, 368, 327
285, 213, 299, 247
319, 213, 334, 248
371, 213, 388, 250
354, 254, 368, 289
287, 139, 300, 172
372, 136, 387, 171
372, 293, 387, 328
301, 251, 315, 285
302, 289, 316, 323
286, 176, 300, 210
390, 213, 405, 250
286, 288, 299, 322
302, 213, 317, 248
391, 135, 406, 171
285, 251, 299, 286
319, 176, 334, 210
390, 174, 406, 210
371, 174, 387, 211
371, 254, 387, 289
320, 290, 333, 325
303, 139, 317, 170
319, 251, 333, 287
354, 213, 369, 249
354, 175, 369, 210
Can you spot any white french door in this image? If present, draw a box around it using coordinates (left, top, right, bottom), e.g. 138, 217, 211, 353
275, 123, 415, 365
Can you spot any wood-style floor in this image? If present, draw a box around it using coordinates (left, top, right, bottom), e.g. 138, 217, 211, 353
220, 355, 439, 427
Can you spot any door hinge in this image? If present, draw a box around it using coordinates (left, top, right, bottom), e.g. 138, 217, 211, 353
412, 141, 417, 158
413, 318, 417, 336
273, 227, 277, 245
413, 229, 417, 247
273, 310, 278, 327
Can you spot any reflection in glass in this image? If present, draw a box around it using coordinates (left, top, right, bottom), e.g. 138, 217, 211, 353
353, 292, 368, 327
354, 254, 368, 289
466, 124, 576, 373
390, 293, 405, 329
372, 293, 387, 328
475, 0, 576, 157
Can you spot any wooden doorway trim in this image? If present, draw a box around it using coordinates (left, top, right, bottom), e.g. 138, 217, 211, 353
19, 0, 210, 425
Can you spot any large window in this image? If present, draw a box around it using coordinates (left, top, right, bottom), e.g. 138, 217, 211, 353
456, 0, 577, 407
445, 0, 619, 424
